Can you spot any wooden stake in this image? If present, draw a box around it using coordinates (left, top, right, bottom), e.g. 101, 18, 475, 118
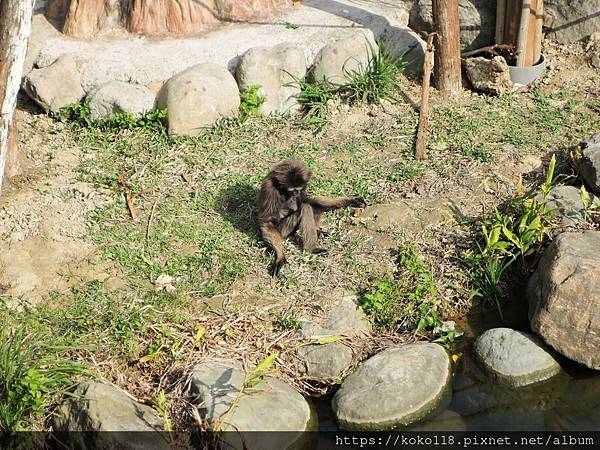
0, 0, 34, 194
415, 32, 436, 161
432, 0, 462, 94
516, 0, 531, 67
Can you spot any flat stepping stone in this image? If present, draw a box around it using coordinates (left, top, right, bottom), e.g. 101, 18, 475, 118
474, 328, 561, 387
297, 342, 353, 381
332, 343, 452, 430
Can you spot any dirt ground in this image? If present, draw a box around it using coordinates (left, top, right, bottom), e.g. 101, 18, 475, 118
1, 39, 599, 427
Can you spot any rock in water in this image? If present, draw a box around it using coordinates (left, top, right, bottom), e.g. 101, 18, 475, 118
235, 43, 306, 116
474, 328, 561, 387
23, 55, 85, 114
309, 31, 376, 85
332, 343, 452, 430
191, 361, 312, 449
464, 56, 513, 95
53, 382, 169, 450
528, 231, 600, 370
157, 63, 240, 135
87, 81, 156, 121
297, 342, 353, 381
573, 133, 600, 194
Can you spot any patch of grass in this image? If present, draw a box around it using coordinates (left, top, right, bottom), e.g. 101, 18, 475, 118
387, 159, 426, 182
339, 44, 404, 105
239, 85, 266, 119
359, 245, 440, 333
295, 77, 337, 126
0, 316, 86, 433
461, 156, 558, 317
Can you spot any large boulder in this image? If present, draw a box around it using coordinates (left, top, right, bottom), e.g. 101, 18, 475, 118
528, 231, 600, 370
545, 0, 600, 43
53, 381, 169, 450
157, 63, 240, 135
87, 81, 155, 121
23, 14, 61, 76
22, 55, 85, 114
309, 31, 376, 85
464, 56, 513, 95
332, 343, 452, 430
572, 133, 600, 194
191, 361, 312, 448
473, 328, 562, 387
409, 0, 496, 51
235, 43, 306, 116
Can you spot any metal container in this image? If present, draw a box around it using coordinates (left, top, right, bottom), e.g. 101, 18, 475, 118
508, 54, 547, 85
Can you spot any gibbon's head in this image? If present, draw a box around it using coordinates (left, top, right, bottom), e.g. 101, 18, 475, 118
271, 159, 311, 197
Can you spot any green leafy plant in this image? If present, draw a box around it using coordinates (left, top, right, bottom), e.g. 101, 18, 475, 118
59, 101, 167, 131
359, 245, 444, 336
239, 85, 266, 119
153, 390, 173, 431
462, 156, 558, 317
295, 77, 337, 127
273, 314, 302, 331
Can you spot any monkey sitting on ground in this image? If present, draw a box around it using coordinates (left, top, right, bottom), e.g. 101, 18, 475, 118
258, 159, 366, 277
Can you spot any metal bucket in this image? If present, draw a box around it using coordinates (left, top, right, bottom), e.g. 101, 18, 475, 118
508, 54, 547, 85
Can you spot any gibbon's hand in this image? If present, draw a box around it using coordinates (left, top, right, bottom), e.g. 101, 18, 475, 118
351, 196, 367, 208
270, 257, 287, 278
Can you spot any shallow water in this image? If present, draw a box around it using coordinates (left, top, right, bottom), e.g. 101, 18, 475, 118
314, 299, 600, 431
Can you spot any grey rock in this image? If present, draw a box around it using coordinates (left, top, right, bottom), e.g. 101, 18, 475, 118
191, 361, 312, 447
544, 185, 597, 227
309, 31, 377, 85
545, 0, 600, 43
157, 63, 240, 135
235, 43, 306, 116
23, 14, 60, 76
23, 55, 85, 113
53, 381, 168, 450
299, 292, 371, 339
574, 133, 600, 194
87, 81, 155, 121
410, 0, 496, 51
378, 26, 427, 76
528, 231, 600, 370
332, 343, 452, 430
297, 342, 353, 381
464, 56, 513, 95
474, 328, 561, 387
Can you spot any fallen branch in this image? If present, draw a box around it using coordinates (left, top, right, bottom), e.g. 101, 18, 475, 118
118, 173, 137, 221
415, 32, 436, 161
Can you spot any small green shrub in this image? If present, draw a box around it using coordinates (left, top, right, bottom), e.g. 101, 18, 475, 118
462, 155, 558, 317
295, 77, 337, 126
59, 101, 167, 131
359, 245, 442, 334
239, 84, 266, 119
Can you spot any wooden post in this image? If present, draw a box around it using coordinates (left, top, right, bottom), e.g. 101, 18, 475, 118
415, 33, 436, 161
432, 0, 462, 95
0, 0, 34, 194
516, 0, 531, 67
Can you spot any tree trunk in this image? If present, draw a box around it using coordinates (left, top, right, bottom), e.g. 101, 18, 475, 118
0, 0, 34, 194
432, 0, 462, 94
